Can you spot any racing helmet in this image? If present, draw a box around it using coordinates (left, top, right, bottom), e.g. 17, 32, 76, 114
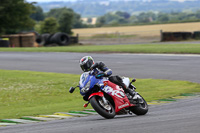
80, 56, 94, 72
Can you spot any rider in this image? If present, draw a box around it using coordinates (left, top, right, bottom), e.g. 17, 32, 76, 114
79, 56, 136, 100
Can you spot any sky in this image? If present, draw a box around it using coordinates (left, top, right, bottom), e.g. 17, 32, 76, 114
27, 0, 76, 2
26, 0, 195, 3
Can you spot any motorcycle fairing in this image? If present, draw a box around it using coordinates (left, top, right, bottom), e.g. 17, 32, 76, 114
103, 81, 131, 113
79, 72, 101, 96
88, 92, 104, 100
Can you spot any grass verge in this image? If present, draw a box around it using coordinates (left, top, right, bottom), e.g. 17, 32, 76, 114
0, 69, 200, 119
0, 44, 200, 54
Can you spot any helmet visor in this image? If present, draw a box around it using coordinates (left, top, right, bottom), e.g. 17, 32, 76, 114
80, 59, 93, 72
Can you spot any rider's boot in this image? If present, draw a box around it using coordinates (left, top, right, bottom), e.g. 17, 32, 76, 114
126, 88, 136, 97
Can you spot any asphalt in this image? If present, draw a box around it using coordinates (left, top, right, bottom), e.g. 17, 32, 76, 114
0, 52, 199, 82
1, 96, 200, 133
0, 52, 200, 133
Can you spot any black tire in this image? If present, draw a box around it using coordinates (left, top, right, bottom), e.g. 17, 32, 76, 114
41, 33, 51, 46
90, 96, 115, 119
131, 94, 148, 115
36, 35, 45, 46
36, 34, 51, 46
49, 32, 70, 46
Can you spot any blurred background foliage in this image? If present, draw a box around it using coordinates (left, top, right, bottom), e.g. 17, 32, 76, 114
1, 0, 200, 35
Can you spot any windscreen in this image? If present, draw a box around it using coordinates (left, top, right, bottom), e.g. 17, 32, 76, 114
79, 72, 89, 87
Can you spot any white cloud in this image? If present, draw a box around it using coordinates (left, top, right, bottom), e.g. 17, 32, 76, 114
27, 0, 77, 3
27, 0, 197, 3
169, 0, 197, 2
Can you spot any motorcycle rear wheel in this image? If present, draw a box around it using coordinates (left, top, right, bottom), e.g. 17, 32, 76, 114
90, 96, 116, 119
130, 94, 148, 115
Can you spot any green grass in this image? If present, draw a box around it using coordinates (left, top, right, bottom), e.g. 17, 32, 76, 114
0, 70, 82, 119
0, 69, 200, 119
0, 44, 200, 54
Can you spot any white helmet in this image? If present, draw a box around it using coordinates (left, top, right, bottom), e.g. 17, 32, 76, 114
79, 56, 94, 72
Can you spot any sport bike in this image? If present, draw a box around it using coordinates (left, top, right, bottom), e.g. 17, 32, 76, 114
69, 69, 148, 119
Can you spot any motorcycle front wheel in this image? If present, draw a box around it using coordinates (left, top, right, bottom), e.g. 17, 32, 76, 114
130, 93, 148, 115
90, 96, 116, 119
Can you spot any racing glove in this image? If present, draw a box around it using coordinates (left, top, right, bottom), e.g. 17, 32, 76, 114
95, 72, 106, 79
90, 63, 98, 70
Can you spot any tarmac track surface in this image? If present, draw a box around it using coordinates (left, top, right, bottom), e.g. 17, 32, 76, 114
1, 96, 200, 133
0, 52, 199, 83
0, 52, 200, 133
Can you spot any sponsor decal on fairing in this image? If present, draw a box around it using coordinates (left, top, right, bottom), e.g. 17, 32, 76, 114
103, 86, 125, 98
118, 103, 129, 109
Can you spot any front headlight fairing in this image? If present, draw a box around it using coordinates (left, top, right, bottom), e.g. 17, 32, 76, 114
81, 80, 91, 93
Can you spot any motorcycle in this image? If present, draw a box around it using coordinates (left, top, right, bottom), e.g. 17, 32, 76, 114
69, 69, 148, 119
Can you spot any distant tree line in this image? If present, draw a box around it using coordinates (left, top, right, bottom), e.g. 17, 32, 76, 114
0, 0, 87, 35
96, 10, 200, 27
0, 0, 35, 35
32, 6, 90, 35
38, 0, 200, 17
1, 0, 200, 36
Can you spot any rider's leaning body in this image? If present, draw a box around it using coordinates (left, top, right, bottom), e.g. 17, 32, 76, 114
79, 56, 135, 101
